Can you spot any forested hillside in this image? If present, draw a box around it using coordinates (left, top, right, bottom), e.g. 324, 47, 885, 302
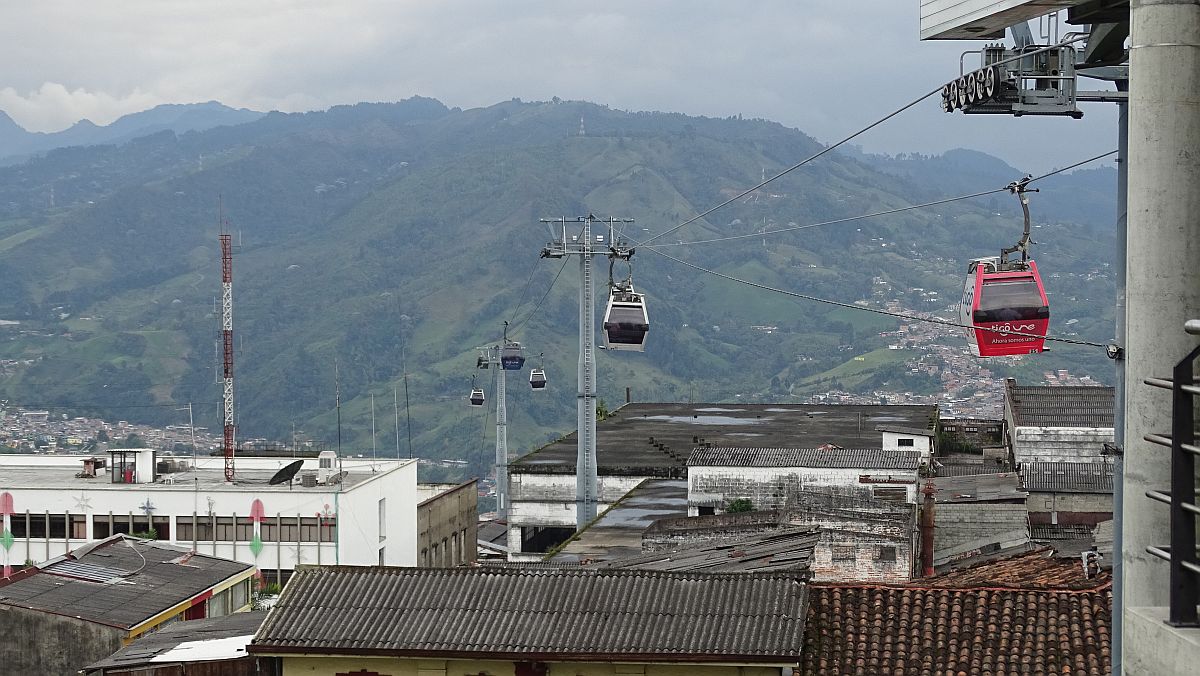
0, 97, 1117, 475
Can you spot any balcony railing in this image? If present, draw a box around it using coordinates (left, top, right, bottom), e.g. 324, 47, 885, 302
1143, 319, 1200, 627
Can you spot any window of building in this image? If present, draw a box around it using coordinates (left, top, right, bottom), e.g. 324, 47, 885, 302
152, 516, 170, 541
300, 517, 321, 542
235, 517, 255, 541
177, 517, 194, 542
320, 517, 337, 543
832, 545, 857, 563
278, 516, 300, 542
215, 517, 236, 541
230, 578, 250, 610
897, 438, 915, 447
110, 451, 137, 483
872, 487, 908, 503
93, 516, 111, 539
879, 546, 897, 563
261, 519, 278, 542
209, 588, 231, 617
378, 497, 387, 542
69, 515, 87, 539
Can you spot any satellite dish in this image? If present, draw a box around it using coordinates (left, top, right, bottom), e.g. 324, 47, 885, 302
325, 470, 348, 486
269, 460, 304, 486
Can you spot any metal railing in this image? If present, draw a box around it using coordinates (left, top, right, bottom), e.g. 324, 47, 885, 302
1143, 319, 1200, 627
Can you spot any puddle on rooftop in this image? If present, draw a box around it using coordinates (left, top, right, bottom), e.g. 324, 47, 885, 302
869, 416, 911, 422
695, 407, 741, 413
642, 415, 767, 425
726, 432, 765, 437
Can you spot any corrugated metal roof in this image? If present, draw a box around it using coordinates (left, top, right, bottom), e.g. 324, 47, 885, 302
593, 527, 820, 574
688, 446, 920, 470
83, 612, 266, 672
1006, 382, 1115, 428
0, 535, 252, 630
251, 566, 808, 661
1024, 461, 1114, 493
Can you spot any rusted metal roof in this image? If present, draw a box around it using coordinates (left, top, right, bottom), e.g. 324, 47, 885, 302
688, 446, 920, 470
251, 566, 808, 662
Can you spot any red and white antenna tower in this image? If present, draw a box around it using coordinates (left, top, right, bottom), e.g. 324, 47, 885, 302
219, 207, 236, 482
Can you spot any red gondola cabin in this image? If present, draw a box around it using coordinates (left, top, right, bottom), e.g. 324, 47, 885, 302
960, 257, 1049, 357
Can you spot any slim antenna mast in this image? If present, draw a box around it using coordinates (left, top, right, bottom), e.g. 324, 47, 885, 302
370, 392, 377, 466
334, 358, 342, 457
218, 201, 236, 482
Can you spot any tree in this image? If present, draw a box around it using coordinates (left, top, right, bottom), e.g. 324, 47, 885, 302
123, 433, 148, 448
96, 429, 109, 442
727, 498, 754, 513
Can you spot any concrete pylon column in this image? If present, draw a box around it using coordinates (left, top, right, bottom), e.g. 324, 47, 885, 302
1123, 0, 1200, 613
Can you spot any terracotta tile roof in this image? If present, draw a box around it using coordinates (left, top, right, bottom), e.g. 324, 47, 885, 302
1006, 381, 1115, 428
688, 446, 920, 470
923, 548, 1109, 590
802, 584, 1112, 675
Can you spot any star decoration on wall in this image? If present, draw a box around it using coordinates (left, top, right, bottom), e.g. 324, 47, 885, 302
139, 498, 156, 517
72, 493, 93, 513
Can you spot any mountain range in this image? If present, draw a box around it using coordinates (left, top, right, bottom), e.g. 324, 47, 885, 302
0, 98, 1117, 478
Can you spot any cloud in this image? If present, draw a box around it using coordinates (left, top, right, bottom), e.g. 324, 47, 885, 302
0, 83, 163, 132
0, 1, 1114, 172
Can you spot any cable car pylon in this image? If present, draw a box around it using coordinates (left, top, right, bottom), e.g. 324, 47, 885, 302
473, 325, 526, 520
539, 214, 637, 528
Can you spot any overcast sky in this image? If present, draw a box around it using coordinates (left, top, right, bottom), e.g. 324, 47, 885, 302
1, 1, 1115, 173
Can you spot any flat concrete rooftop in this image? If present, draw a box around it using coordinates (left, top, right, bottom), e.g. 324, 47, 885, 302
0, 462, 411, 492
512, 402, 938, 476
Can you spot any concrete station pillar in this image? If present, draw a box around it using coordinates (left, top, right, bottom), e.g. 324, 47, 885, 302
1123, 0, 1200, 613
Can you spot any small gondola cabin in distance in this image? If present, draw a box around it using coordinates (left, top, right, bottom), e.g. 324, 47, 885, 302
961, 256, 1050, 357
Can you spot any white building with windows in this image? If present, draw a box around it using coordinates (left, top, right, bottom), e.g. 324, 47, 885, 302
0, 449, 420, 583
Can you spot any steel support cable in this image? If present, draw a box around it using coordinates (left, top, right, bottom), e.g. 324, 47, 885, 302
507, 220, 590, 338
647, 247, 1109, 348
634, 34, 1093, 249
646, 149, 1118, 248
507, 258, 544, 324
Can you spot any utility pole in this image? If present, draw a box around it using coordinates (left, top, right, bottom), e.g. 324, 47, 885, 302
540, 215, 634, 527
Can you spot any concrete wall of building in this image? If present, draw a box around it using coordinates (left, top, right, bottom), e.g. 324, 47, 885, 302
808, 531, 912, 583
1124, 606, 1200, 675
1011, 427, 1114, 464
508, 473, 645, 528
934, 503, 1028, 554
881, 431, 933, 461
689, 466, 917, 513
278, 656, 790, 676
0, 459, 418, 570
1026, 491, 1113, 526
337, 461, 418, 567
418, 480, 478, 567
0, 603, 124, 676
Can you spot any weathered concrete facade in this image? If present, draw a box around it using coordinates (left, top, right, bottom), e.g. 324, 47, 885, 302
417, 480, 478, 567
1010, 426, 1115, 464
647, 493, 915, 584
688, 465, 918, 514
0, 604, 124, 676
1027, 491, 1113, 526
933, 503, 1030, 569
